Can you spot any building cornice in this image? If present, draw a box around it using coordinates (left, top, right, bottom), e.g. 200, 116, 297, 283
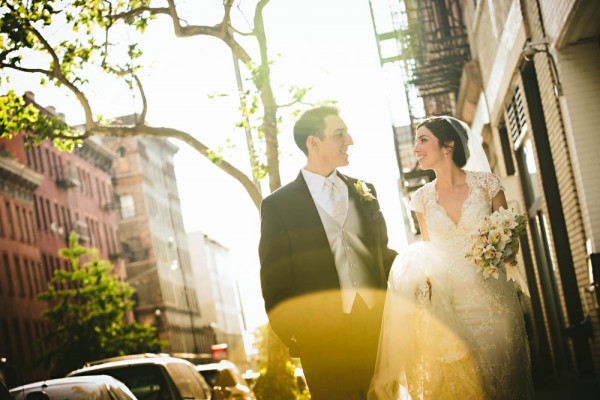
0, 155, 44, 202
74, 138, 118, 173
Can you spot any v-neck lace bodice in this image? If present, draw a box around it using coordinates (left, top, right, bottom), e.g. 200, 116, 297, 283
411, 171, 504, 250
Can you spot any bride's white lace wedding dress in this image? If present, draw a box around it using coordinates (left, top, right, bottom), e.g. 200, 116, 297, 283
369, 171, 534, 400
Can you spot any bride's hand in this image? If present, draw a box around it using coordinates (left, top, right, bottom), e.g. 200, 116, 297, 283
504, 241, 520, 266
415, 278, 432, 303
504, 256, 518, 266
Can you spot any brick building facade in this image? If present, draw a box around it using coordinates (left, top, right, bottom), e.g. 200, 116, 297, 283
100, 120, 211, 355
0, 94, 126, 384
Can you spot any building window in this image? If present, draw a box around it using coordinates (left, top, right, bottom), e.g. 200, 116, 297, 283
25, 149, 32, 168
45, 149, 53, 178
120, 195, 136, 219
61, 206, 69, 236
14, 205, 23, 241
14, 256, 24, 297
22, 208, 31, 243
42, 254, 51, 285
506, 85, 528, 148
44, 199, 52, 229
24, 259, 34, 298
13, 318, 25, 364
0, 318, 12, 361
95, 177, 102, 204
33, 261, 41, 295
37, 146, 44, 173
117, 147, 126, 157
5, 202, 14, 239
51, 152, 59, 179
3, 253, 14, 296
0, 202, 4, 237
0, 253, 12, 296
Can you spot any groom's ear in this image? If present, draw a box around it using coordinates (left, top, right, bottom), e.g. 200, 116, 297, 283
307, 135, 319, 152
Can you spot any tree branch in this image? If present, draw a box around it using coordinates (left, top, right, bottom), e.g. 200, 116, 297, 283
132, 75, 148, 124
276, 99, 313, 109
228, 25, 254, 37
0, 63, 53, 76
88, 124, 263, 210
14, 12, 96, 129
108, 6, 170, 21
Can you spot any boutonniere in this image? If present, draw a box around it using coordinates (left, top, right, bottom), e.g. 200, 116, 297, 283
354, 180, 376, 202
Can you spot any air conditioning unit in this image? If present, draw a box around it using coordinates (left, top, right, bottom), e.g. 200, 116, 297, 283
75, 220, 90, 243
56, 165, 80, 189
101, 193, 121, 211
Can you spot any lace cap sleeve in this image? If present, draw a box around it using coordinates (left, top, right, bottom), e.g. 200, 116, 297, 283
486, 172, 505, 199
409, 187, 425, 213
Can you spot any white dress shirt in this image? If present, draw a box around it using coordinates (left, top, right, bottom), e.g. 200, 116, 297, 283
301, 169, 348, 223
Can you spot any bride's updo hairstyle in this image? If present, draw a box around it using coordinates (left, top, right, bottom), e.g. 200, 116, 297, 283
417, 116, 470, 168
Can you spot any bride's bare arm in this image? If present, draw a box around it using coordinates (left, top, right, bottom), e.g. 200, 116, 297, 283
416, 211, 430, 241
492, 190, 508, 212
492, 190, 519, 264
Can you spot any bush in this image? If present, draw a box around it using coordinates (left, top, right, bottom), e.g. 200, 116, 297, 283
253, 361, 299, 400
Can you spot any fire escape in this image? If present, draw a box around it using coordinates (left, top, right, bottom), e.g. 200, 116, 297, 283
369, 0, 471, 236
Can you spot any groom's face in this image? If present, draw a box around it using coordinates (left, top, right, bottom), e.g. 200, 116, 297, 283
313, 115, 354, 170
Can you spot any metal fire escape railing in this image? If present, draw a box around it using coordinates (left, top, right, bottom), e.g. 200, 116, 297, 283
369, 0, 471, 236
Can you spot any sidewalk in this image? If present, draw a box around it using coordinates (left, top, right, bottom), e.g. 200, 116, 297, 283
534, 380, 599, 399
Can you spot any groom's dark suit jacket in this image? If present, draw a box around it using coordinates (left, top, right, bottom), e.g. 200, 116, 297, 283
259, 171, 397, 353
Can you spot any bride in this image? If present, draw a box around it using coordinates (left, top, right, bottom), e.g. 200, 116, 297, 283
369, 116, 535, 399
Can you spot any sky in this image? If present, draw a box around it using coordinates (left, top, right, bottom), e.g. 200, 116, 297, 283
3, 0, 410, 330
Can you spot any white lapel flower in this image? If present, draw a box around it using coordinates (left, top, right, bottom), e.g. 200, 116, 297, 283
354, 180, 376, 202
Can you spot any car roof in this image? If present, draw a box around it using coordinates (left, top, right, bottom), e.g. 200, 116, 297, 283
68, 355, 194, 376
10, 375, 125, 391
194, 360, 237, 372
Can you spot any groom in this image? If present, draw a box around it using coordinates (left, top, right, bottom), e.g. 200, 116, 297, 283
259, 106, 397, 399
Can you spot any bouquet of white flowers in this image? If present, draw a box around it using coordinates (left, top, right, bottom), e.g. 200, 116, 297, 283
465, 207, 530, 295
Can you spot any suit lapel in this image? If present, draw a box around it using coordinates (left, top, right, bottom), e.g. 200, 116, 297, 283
289, 172, 324, 228
338, 173, 377, 226
288, 172, 332, 254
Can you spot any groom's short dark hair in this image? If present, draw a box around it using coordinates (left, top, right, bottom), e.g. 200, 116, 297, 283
294, 105, 340, 155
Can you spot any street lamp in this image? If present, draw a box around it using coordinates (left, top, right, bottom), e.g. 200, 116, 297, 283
522, 39, 563, 97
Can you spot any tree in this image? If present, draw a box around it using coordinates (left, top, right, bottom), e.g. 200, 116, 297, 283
0, 0, 312, 209
37, 233, 164, 377
1, 0, 304, 390
252, 324, 310, 400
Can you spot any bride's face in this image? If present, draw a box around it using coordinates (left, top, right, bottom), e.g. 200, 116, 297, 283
413, 126, 446, 169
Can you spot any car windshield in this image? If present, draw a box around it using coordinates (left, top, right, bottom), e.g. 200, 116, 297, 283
215, 369, 236, 388
164, 363, 208, 399
198, 369, 218, 387
75, 365, 169, 400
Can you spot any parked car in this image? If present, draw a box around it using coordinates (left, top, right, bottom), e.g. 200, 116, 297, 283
68, 354, 211, 400
9, 375, 137, 400
195, 361, 255, 400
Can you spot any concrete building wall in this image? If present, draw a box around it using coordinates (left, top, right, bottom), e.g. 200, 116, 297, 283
556, 42, 600, 257
187, 231, 246, 364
